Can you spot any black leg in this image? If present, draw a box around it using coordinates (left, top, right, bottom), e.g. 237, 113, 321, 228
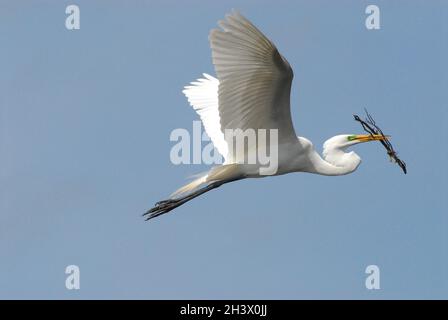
143, 181, 224, 221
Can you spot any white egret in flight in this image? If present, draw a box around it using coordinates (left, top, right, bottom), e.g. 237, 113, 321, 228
144, 11, 388, 220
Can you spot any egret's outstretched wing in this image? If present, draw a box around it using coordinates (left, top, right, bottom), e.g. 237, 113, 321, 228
209, 11, 298, 162
182, 73, 229, 160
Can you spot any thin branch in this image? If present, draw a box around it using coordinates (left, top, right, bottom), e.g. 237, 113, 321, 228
353, 109, 407, 174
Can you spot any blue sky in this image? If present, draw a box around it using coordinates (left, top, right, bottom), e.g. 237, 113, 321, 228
1, 0, 447, 299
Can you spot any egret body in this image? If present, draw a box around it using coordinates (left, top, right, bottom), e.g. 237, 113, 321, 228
144, 12, 388, 220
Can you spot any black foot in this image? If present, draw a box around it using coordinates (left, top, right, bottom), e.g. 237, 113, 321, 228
143, 199, 181, 221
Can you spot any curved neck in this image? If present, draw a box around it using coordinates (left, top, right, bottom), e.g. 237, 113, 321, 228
308, 148, 361, 176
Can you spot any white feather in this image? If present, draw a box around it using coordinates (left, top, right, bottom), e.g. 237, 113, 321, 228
182, 73, 229, 161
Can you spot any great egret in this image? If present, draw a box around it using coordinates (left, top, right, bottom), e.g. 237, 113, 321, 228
144, 11, 389, 220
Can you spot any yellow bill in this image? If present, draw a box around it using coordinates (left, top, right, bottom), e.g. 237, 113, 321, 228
348, 134, 391, 143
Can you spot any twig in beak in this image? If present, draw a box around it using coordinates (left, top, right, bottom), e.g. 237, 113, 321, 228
353, 109, 407, 174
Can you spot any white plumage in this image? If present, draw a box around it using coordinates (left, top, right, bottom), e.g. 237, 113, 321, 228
182, 73, 228, 161
144, 11, 389, 220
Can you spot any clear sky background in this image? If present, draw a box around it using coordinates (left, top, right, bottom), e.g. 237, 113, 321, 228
1, 0, 447, 299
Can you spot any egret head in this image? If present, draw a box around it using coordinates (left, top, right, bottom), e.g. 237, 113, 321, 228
322, 134, 390, 174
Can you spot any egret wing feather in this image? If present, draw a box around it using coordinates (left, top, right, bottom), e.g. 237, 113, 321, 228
182, 73, 229, 161
209, 11, 298, 163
